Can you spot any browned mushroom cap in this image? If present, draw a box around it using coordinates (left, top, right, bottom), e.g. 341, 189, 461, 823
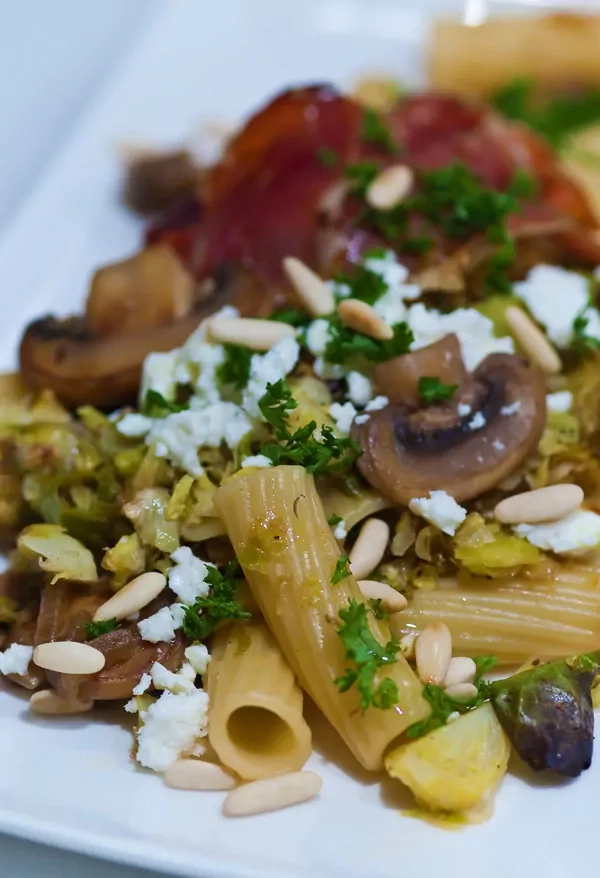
19, 264, 275, 409
86, 245, 195, 337
373, 334, 470, 406
353, 352, 546, 504
123, 149, 203, 216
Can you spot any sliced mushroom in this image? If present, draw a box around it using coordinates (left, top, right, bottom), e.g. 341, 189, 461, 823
19, 264, 275, 409
373, 334, 470, 406
354, 352, 546, 504
122, 149, 202, 216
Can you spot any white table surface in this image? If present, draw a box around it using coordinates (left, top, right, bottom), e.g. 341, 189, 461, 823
0, 2, 172, 874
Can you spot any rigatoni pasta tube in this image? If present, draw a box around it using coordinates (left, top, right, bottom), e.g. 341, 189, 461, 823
215, 466, 428, 772
207, 619, 312, 780
393, 580, 600, 664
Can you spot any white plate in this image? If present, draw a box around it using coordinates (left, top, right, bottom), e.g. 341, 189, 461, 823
0, 1, 598, 876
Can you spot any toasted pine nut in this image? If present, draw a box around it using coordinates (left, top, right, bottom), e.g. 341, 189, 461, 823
33, 641, 106, 675
399, 631, 417, 659
415, 623, 452, 685
338, 298, 393, 341
165, 759, 237, 791
283, 257, 334, 317
94, 571, 166, 622
223, 771, 322, 817
349, 518, 390, 580
207, 317, 295, 351
445, 682, 478, 702
366, 164, 414, 210
358, 580, 407, 612
505, 306, 561, 375
494, 483, 583, 525
29, 689, 93, 715
443, 656, 476, 688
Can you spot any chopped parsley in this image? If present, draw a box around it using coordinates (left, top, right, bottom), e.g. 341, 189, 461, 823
369, 598, 389, 621
84, 618, 119, 639
335, 599, 400, 711
328, 513, 343, 526
406, 654, 497, 739
316, 147, 339, 167
142, 390, 188, 418
333, 264, 388, 305
418, 376, 458, 404
331, 554, 351, 585
325, 317, 413, 365
361, 108, 399, 155
269, 308, 311, 328
572, 308, 600, 354
183, 561, 251, 641
258, 380, 361, 474
217, 344, 253, 390
344, 160, 380, 196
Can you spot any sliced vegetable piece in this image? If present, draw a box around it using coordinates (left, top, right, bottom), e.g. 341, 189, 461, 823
18, 524, 98, 583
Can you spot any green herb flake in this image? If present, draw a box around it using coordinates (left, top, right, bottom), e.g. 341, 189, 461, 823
573, 308, 600, 354
361, 108, 399, 155
328, 513, 343, 526
344, 161, 380, 196
331, 554, 351, 585
333, 264, 388, 306
325, 317, 413, 366
335, 598, 399, 711
84, 618, 119, 640
369, 598, 389, 620
269, 308, 311, 328
316, 147, 339, 167
183, 560, 251, 641
217, 344, 253, 391
258, 379, 298, 432
142, 390, 187, 418
418, 376, 458, 404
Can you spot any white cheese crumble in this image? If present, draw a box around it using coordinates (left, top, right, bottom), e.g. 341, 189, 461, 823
169, 603, 186, 628
151, 661, 196, 695
346, 371, 372, 407
333, 519, 347, 540
117, 413, 154, 438
329, 401, 358, 435
136, 689, 209, 772
241, 454, 273, 468
407, 304, 514, 371
513, 265, 598, 348
137, 606, 180, 644
168, 546, 212, 605
313, 357, 347, 380
367, 252, 421, 325
501, 401, 521, 416
184, 644, 211, 676
133, 673, 152, 696
0, 643, 33, 676
140, 350, 180, 404
458, 403, 472, 417
546, 391, 573, 413
409, 490, 468, 536
354, 414, 370, 425
469, 411, 486, 431
365, 395, 389, 412
493, 439, 506, 451
514, 509, 600, 556
304, 319, 331, 356
243, 336, 300, 419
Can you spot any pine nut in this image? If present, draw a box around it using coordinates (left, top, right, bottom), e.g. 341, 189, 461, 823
505, 306, 561, 375
94, 571, 166, 622
358, 580, 407, 612
29, 689, 93, 715
206, 317, 295, 351
415, 623, 452, 685
443, 656, 476, 688
222, 771, 322, 817
494, 483, 583, 525
165, 759, 237, 791
283, 257, 334, 316
445, 682, 478, 702
33, 641, 106, 675
338, 299, 393, 341
349, 518, 390, 580
399, 631, 417, 659
366, 164, 413, 211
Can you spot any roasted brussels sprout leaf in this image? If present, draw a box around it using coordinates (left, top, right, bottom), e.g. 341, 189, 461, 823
490, 651, 600, 778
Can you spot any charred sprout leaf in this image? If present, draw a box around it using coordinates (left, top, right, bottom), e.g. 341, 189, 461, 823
330, 554, 351, 585
183, 561, 251, 641
335, 598, 399, 711
490, 651, 600, 777
216, 344, 253, 390
406, 655, 496, 739
17, 524, 98, 583
418, 376, 458, 404
84, 618, 120, 639
142, 390, 187, 418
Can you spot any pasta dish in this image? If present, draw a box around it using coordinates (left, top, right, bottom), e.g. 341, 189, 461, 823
4, 11, 600, 823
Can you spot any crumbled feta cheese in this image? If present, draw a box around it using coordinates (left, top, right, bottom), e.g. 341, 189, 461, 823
493, 439, 505, 451
0, 644, 33, 676
514, 509, 600, 555
168, 546, 212, 605
329, 279, 351, 299
469, 411, 486, 431
138, 606, 179, 644
185, 644, 211, 676
169, 603, 186, 628
313, 357, 347, 380
133, 673, 152, 696
368, 252, 421, 325
151, 661, 196, 695
305, 319, 331, 356
140, 350, 180, 404
365, 395, 389, 412
329, 401, 357, 435
241, 454, 273, 468
174, 306, 238, 400
346, 371, 372, 407
149, 402, 252, 476
117, 413, 154, 438
333, 519, 347, 540
136, 689, 209, 772
354, 414, 370, 425
546, 391, 573, 413
458, 403, 472, 417
124, 699, 138, 714
513, 265, 595, 348
407, 304, 514, 371
409, 490, 467, 536
243, 336, 300, 418
501, 401, 521, 416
